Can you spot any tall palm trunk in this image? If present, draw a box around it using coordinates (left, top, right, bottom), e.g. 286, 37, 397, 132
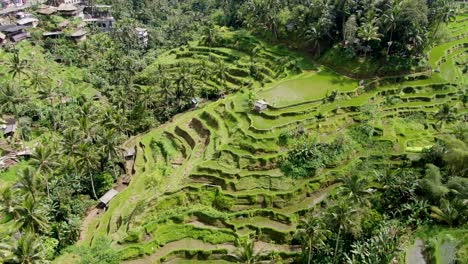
333, 226, 342, 264
89, 172, 98, 200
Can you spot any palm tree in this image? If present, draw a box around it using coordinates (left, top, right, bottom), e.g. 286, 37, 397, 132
304, 26, 322, 56
7, 51, 29, 82
357, 19, 382, 57
0, 187, 17, 220
230, 237, 260, 264
339, 174, 370, 206
16, 167, 41, 203
326, 202, 360, 264
294, 216, 331, 264
29, 145, 60, 199
213, 60, 228, 91
435, 104, 456, 130
97, 128, 123, 170
382, 0, 401, 55
14, 196, 49, 234
29, 70, 50, 92
75, 143, 100, 199
0, 83, 22, 114
7, 232, 45, 264
159, 77, 174, 107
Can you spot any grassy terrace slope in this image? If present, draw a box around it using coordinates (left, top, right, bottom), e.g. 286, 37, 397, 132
77, 16, 467, 263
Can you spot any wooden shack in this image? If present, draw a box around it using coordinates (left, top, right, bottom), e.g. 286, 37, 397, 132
98, 189, 118, 209
253, 100, 268, 112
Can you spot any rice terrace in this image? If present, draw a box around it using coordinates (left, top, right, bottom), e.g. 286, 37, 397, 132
0, 0, 467, 264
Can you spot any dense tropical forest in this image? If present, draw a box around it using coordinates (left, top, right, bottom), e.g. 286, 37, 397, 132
0, 0, 466, 263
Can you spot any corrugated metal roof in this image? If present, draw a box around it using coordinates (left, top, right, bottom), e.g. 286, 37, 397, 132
99, 189, 118, 205
16, 17, 38, 25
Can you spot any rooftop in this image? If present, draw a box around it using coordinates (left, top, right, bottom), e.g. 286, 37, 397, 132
99, 189, 118, 205
16, 17, 38, 25
70, 29, 86, 37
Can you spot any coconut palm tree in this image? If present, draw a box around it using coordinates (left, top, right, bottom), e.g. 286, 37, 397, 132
0, 83, 22, 114
357, 19, 382, 57
7, 232, 45, 264
14, 196, 49, 234
435, 103, 456, 130
75, 143, 100, 200
29, 145, 60, 199
304, 26, 322, 56
0, 187, 18, 221
326, 202, 360, 264
16, 167, 41, 203
7, 51, 29, 82
230, 237, 260, 264
382, 0, 401, 55
213, 60, 228, 90
339, 174, 370, 206
295, 216, 331, 264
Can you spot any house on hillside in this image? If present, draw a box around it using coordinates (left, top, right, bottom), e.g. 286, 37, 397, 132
98, 189, 118, 209
123, 146, 136, 161
16, 17, 38, 27
253, 100, 268, 112
135, 27, 148, 47
0, 24, 29, 42
37, 6, 57, 16
48, 0, 83, 6
15, 11, 32, 19
69, 28, 86, 41
42, 31, 63, 38
2, 118, 17, 138
57, 3, 83, 17
191, 97, 201, 108
0, 32, 6, 45
84, 17, 113, 31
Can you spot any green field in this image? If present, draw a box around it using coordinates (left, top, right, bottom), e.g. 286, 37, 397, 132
74, 13, 468, 263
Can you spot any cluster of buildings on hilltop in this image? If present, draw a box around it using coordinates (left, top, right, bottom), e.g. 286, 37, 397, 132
0, 0, 28, 9
0, 0, 148, 45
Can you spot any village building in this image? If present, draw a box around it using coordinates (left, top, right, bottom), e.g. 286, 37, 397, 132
0, 24, 28, 42
57, 3, 83, 17
135, 27, 148, 47
69, 28, 85, 41
42, 31, 62, 38
16, 16, 38, 27
83, 4, 114, 31
47, 0, 82, 6
98, 189, 118, 209
15, 11, 32, 19
36, 6, 57, 15
123, 146, 136, 160
0, 155, 18, 170
84, 17, 113, 31
2, 117, 17, 137
191, 97, 201, 108
0, 31, 6, 44
253, 100, 268, 112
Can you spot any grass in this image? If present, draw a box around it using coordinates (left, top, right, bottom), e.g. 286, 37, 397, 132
0, 160, 28, 184
259, 67, 358, 108
76, 18, 468, 264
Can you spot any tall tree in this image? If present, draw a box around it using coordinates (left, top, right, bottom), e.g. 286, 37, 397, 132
295, 216, 331, 264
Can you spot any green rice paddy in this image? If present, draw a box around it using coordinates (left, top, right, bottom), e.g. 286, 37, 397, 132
79, 14, 468, 263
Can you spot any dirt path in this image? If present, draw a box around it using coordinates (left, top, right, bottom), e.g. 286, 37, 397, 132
78, 208, 101, 242
407, 239, 426, 264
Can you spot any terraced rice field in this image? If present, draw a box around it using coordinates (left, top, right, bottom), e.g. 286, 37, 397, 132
80, 13, 467, 263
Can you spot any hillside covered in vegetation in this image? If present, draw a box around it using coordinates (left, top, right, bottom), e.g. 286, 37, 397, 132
0, 0, 467, 263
